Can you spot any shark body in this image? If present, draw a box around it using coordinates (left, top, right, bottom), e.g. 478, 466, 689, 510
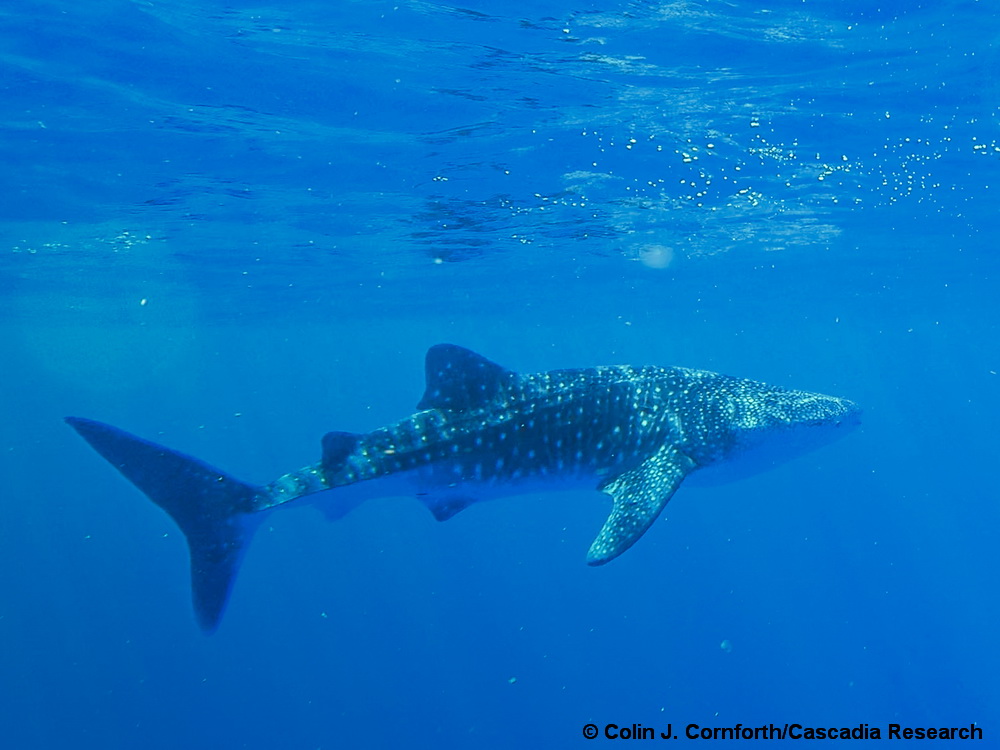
66, 344, 861, 632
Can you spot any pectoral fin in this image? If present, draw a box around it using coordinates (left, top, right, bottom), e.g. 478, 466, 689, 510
586, 444, 695, 565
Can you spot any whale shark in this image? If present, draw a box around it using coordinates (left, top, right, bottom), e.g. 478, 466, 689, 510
66, 344, 861, 632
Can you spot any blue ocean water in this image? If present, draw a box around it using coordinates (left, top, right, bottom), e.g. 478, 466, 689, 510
2, 0, 998, 747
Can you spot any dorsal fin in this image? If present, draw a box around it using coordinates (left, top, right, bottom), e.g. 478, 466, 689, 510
322, 431, 360, 473
417, 344, 514, 411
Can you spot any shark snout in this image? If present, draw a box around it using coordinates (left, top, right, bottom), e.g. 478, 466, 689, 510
792, 394, 861, 433
832, 399, 862, 430
800, 398, 861, 449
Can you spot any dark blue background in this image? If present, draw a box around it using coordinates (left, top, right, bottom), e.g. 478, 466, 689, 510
1, 1, 997, 747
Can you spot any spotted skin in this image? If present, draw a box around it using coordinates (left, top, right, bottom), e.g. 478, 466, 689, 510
260, 345, 860, 561
65, 344, 861, 632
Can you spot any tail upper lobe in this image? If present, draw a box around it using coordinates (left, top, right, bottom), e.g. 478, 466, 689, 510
66, 417, 259, 633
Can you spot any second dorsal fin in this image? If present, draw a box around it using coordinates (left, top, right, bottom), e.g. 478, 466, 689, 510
417, 344, 514, 411
322, 431, 360, 473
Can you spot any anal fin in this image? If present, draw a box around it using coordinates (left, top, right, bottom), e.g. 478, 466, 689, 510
422, 493, 475, 522
586, 444, 695, 565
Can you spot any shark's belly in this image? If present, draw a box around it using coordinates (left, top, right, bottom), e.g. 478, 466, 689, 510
684, 419, 854, 486
314, 458, 604, 523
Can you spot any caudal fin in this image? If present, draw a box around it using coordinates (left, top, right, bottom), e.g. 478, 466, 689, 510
65, 417, 260, 633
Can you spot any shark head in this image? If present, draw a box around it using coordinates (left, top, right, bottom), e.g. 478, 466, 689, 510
739, 385, 860, 430
689, 378, 862, 485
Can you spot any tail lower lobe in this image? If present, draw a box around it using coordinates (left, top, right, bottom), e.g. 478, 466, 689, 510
66, 417, 259, 633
